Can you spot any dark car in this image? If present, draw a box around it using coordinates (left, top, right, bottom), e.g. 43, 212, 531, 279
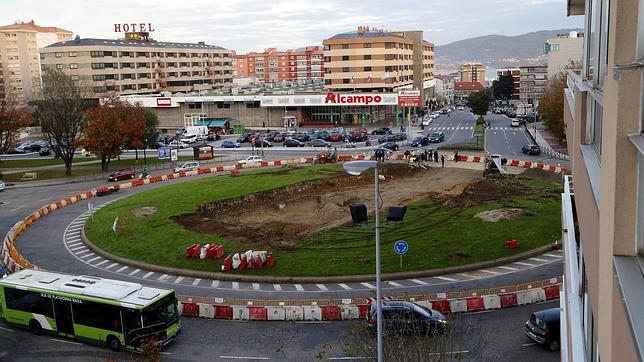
428, 132, 445, 143
221, 140, 240, 148
522, 144, 541, 155
380, 142, 399, 151
367, 300, 448, 335
348, 132, 367, 142
378, 135, 397, 144
505, 109, 517, 118
253, 139, 272, 148
108, 168, 135, 181
206, 134, 220, 141
328, 133, 343, 142
372, 127, 392, 135
308, 139, 332, 147
283, 139, 305, 147
38, 147, 52, 156
314, 130, 329, 140
273, 133, 287, 143
411, 136, 429, 147
248, 134, 261, 143
294, 133, 310, 142
22, 143, 43, 152
393, 133, 407, 141
525, 308, 561, 351
237, 133, 252, 143
265, 131, 280, 142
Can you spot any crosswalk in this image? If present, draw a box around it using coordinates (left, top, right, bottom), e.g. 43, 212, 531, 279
426, 126, 521, 131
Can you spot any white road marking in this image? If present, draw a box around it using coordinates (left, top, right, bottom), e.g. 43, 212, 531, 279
427, 350, 469, 356
338, 283, 352, 290
66, 242, 82, 247
192, 278, 201, 286
95, 260, 110, 267
252, 283, 260, 290
328, 358, 371, 360
9, 206, 24, 212
410, 278, 429, 285
69, 246, 86, 251
173, 276, 184, 284
294, 284, 304, 291
387, 281, 403, 287
497, 265, 519, 271
316, 284, 328, 291
115, 266, 128, 273
543, 253, 562, 258
105, 263, 119, 270
514, 261, 536, 267
273, 284, 282, 291
211, 280, 220, 288
479, 269, 500, 275
66, 237, 81, 242
142, 271, 154, 279
129, 268, 141, 276
433, 276, 458, 282
0, 326, 14, 332
76, 250, 92, 256
522, 343, 537, 347
232, 282, 239, 289
529, 257, 549, 263
86, 256, 102, 263
50, 338, 82, 346
219, 356, 270, 360
38, 197, 51, 202
360, 282, 375, 289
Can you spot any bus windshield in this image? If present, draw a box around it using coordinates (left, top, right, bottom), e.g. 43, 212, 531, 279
142, 293, 178, 328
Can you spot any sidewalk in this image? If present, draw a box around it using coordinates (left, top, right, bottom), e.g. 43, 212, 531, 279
526, 122, 569, 160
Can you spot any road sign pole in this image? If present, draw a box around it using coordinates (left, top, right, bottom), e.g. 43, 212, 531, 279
400, 255, 402, 269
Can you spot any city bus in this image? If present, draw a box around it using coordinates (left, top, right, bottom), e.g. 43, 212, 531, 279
0, 269, 181, 351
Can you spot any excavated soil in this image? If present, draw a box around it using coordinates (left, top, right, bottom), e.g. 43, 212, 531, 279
173, 165, 481, 248
474, 208, 525, 222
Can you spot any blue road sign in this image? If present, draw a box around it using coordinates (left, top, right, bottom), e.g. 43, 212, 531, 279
394, 240, 408, 255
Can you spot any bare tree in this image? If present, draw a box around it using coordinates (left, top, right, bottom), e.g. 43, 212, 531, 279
35, 68, 92, 175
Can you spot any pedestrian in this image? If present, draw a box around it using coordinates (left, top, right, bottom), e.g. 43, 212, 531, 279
400, 124, 404, 133
454, 150, 459, 162
434, 150, 438, 163
441, 155, 445, 167
404, 149, 411, 161
262, 121, 266, 128
424, 149, 428, 162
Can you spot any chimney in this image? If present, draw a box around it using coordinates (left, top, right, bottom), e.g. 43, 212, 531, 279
74, 35, 80, 42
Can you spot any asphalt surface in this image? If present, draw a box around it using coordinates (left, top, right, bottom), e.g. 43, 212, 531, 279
0, 300, 561, 361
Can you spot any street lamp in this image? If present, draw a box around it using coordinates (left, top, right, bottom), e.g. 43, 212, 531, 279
343, 159, 384, 362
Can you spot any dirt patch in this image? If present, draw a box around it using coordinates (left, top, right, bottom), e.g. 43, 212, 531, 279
440, 175, 528, 208
521, 168, 563, 184
173, 165, 481, 247
132, 206, 157, 218
474, 208, 525, 222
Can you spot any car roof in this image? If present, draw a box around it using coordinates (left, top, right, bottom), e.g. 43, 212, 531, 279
534, 308, 561, 320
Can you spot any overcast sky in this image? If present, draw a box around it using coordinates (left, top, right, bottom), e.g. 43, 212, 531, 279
2, 0, 583, 53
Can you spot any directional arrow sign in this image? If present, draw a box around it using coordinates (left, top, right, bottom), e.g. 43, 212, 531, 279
394, 240, 408, 255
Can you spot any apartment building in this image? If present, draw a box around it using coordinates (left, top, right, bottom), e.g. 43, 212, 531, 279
322, 26, 435, 99
496, 68, 520, 100
453, 81, 484, 103
40, 33, 234, 97
458, 63, 485, 86
434, 75, 454, 105
562, 0, 644, 361
235, 46, 323, 82
519, 65, 547, 107
0, 20, 73, 104
544, 31, 584, 78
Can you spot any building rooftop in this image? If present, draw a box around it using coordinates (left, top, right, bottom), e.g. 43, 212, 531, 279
328, 31, 407, 40
0, 20, 72, 34
44, 37, 228, 50
454, 82, 485, 91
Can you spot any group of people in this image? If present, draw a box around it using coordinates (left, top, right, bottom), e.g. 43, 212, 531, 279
404, 149, 445, 167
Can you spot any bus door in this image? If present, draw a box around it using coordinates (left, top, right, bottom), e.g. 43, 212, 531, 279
53, 300, 74, 336
122, 308, 143, 346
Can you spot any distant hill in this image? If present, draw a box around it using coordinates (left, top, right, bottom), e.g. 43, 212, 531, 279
435, 29, 583, 73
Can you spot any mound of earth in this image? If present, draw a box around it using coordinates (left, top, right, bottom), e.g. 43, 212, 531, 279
521, 168, 563, 184
474, 208, 525, 222
440, 175, 528, 208
132, 206, 157, 218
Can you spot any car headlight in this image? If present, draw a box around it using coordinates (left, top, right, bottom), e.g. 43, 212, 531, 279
439, 320, 448, 324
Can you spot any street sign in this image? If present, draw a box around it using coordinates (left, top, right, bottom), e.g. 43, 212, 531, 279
398, 90, 421, 108
170, 149, 178, 161
394, 240, 408, 255
158, 147, 171, 160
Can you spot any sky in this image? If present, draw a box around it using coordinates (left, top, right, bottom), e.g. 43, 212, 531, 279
1, 0, 583, 53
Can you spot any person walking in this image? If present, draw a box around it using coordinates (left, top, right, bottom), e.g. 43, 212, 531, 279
454, 150, 459, 162
434, 150, 438, 163
441, 155, 445, 167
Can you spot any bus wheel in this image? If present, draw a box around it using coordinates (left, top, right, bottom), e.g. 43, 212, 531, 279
29, 320, 42, 335
107, 335, 122, 351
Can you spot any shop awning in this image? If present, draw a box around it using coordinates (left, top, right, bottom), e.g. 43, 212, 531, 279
196, 118, 232, 128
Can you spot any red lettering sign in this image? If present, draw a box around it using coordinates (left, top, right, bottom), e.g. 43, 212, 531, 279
156, 97, 171, 107
324, 91, 383, 105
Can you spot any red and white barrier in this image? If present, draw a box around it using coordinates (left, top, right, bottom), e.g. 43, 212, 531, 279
303, 305, 322, 321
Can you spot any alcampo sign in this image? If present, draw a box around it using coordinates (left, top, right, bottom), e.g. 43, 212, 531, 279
324, 91, 383, 105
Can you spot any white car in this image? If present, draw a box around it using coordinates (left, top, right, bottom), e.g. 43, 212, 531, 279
0, 180, 5, 191
421, 119, 432, 126
511, 119, 521, 127
458, 106, 464, 110
180, 134, 198, 144
237, 155, 263, 165
168, 140, 189, 149
430, 112, 440, 118
173, 161, 200, 172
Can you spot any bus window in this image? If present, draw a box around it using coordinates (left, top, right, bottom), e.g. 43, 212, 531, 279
3, 288, 53, 318
72, 301, 122, 332
122, 308, 143, 345
142, 294, 178, 328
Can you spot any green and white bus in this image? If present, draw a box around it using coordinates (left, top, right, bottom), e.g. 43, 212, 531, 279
0, 269, 181, 351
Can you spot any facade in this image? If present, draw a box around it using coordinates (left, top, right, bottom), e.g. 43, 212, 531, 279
544, 31, 584, 78
562, 0, 644, 361
40, 34, 234, 98
519, 65, 547, 107
453, 81, 484, 102
496, 68, 520, 101
434, 75, 454, 105
0, 20, 73, 104
322, 26, 435, 102
235, 46, 323, 82
458, 63, 485, 86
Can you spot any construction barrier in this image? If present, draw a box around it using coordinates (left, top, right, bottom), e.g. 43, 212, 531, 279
181, 302, 199, 317
430, 300, 451, 314
248, 306, 268, 321
214, 305, 233, 320
528, 288, 547, 303
303, 305, 322, 321
465, 297, 485, 312
198, 303, 215, 319
543, 285, 560, 300
515, 290, 533, 306
450, 299, 468, 313
267, 306, 286, 321
232, 305, 249, 320
340, 304, 360, 320
285, 306, 304, 321
321, 305, 341, 321
499, 293, 519, 308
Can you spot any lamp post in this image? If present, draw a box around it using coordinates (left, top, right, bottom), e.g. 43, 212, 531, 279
343, 159, 383, 362
143, 138, 148, 167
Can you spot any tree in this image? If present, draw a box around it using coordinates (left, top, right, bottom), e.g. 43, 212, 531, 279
0, 98, 32, 155
131, 108, 159, 160
468, 91, 492, 120
82, 99, 146, 171
35, 68, 91, 175
538, 71, 567, 143
492, 74, 514, 101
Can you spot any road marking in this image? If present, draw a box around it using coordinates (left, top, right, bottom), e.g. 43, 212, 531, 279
86, 256, 102, 263
115, 266, 128, 273
38, 197, 51, 202
9, 206, 24, 212
433, 276, 458, 282
192, 278, 201, 286
142, 271, 154, 279
387, 281, 403, 287
252, 283, 260, 290
529, 257, 549, 263
316, 284, 328, 291
360, 282, 375, 289
522, 343, 537, 347
497, 265, 519, 271
66, 242, 82, 247
95, 260, 110, 267
427, 350, 469, 356
77, 250, 92, 256
0, 326, 14, 332
66, 237, 81, 242
232, 282, 239, 289
410, 278, 429, 285
338, 283, 352, 290
328, 358, 371, 360
479, 269, 500, 275
273, 284, 282, 291
157, 274, 169, 281
211, 280, 220, 288
129, 268, 141, 276
514, 261, 536, 267
219, 355, 270, 360
294, 284, 304, 291
70, 246, 86, 251
543, 253, 562, 258
105, 263, 119, 270
50, 338, 82, 346
173, 276, 184, 284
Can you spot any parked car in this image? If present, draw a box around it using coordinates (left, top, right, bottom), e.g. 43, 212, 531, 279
265, 131, 280, 142
253, 139, 273, 148
525, 308, 561, 351
248, 134, 261, 143
511, 119, 521, 127
108, 168, 135, 181
393, 133, 407, 141
367, 300, 448, 335
505, 110, 517, 118
22, 143, 43, 152
380, 142, 399, 151
348, 132, 367, 142
273, 133, 287, 143
237, 133, 252, 143
221, 140, 241, 148
293, 133, 310, 142
38, 147, 52, 156
313, 130, 329, 140
372, 127, 392, 135
308, 139, 332, 147
522, 144, 541, 155
173, 161, 200, 173
378, 135, 398, 144
428, 132, 445, 143
168, 140, 189, 149
238, 155, 263, 165
327, 133, 343, 142
283, 139, 305, 147
180, 134, 198, 144
0, 180, 5, 192
411, 136, 430, 147
206, 134, 220, 141
421, 118, 432, 126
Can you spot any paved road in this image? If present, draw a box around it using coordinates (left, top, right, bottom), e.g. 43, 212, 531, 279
0, 300, 561, 361
420, 109, 478, 147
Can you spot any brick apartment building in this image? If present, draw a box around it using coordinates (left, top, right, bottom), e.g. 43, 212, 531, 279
458, 63, 485, 86
496, 68, 520, 101
235, 46, 323, 82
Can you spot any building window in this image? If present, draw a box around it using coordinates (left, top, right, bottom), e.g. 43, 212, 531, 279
90, 51, 104, 58
342, 56, 349, 61
363, 43, 371, 48
364, 66, 372, 72
342, 44, 349, 49
323, 45, 330, 51
342, 79, 350, 84
585, 98, 603, 155
55, 52, 63, 58
364, 55, 371, 60
342, 67, 350, 72
325, 79, 332, 85
69, 63, 78, 69
55, 64, 63, 69
70, 75, 79, 81
68, 52, 77, 57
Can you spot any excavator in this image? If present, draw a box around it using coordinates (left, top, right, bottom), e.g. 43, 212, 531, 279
316, 150, 338, 164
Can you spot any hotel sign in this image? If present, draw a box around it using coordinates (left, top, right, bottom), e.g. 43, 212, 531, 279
114, 23, 155, 33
